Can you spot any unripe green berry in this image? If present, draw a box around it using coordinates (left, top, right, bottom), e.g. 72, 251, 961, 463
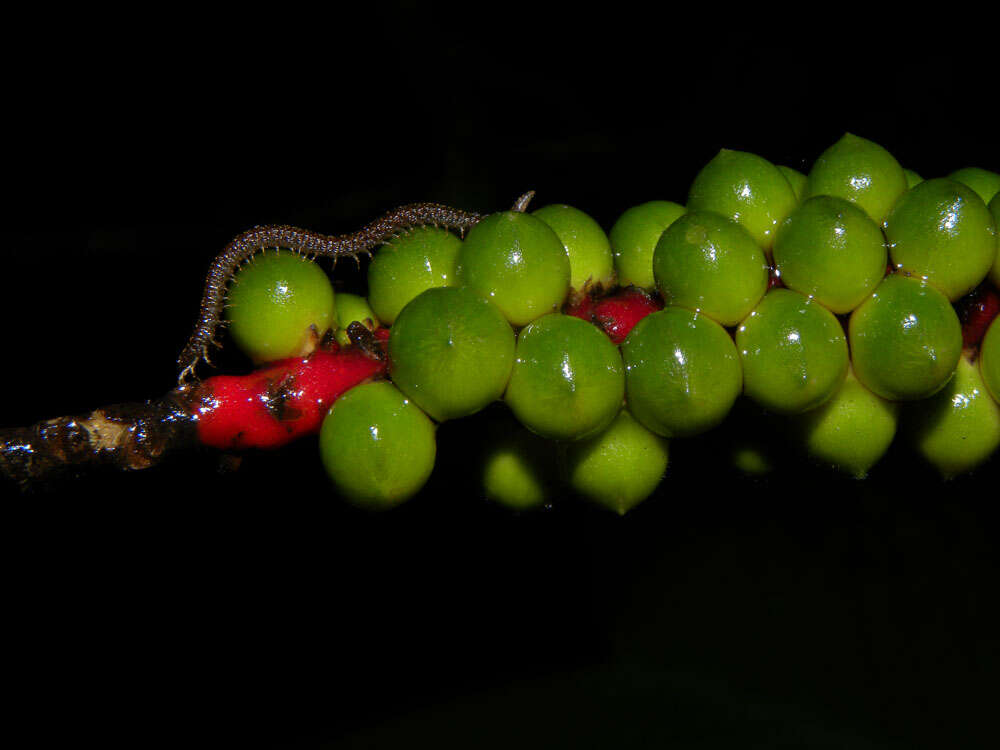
532, 203, 615, 294
319, 382, 436, 510
609, 201, 686, 291
225, 250, 337, 364
565, 409, 669, 516
687, 148, 798, 249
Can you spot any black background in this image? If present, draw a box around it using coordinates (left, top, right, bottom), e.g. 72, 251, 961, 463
3, 8, 999, 750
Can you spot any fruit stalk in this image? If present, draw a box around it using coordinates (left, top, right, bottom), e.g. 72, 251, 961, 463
0, 327, 387, 491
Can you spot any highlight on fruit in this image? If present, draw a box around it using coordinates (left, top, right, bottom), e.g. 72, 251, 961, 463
1, 139, 998, 510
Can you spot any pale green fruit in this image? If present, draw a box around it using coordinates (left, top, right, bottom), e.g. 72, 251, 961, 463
796, 366, 899, 478
910, 355, 1000, 478
609, 201, 686, 291
565, 409, 669, 515
778, 165, 808, 202
333, 292, 379, 347
533, 203, 615, 294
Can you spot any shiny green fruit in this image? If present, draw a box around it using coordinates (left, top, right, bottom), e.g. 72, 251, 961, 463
532, 203, 615, 294
687, 148, 798, 249
319, 382, 436, 509
948, 167, 1000, 204
778, 165, 808, 203
849, 275, 962, 401
885, 178, 998, 301
737, 289, 848, 414
389, 287, 514, 422
565, 409, 669, 516
367, 226, 462, 325
773, 195, 887, 314
622, 307, 742, 437
653, 211, 769, 326
609, 200, 686, 291
990, 192, 1000, 287
225, 250, 337, 364
796, 365, 899, 478
981, 316, 1000, 405
805, 133, 908, 224
505, 313, 624, 441
903, 169, 924, 189
910, 355, 1000, 478
455, 211, 570, 327
479, 411, 558, 511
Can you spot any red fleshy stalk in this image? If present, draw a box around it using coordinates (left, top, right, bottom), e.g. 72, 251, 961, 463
588, 288, 663, 344
958, 284, 1000, 349
194, 346, 387, 450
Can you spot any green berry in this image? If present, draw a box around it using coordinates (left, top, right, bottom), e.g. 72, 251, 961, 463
225, 250, 337, 364
795, 365, 899, 478
849, 275, 962, 401
687, 148, 798, 249
948, 167, 1000, 204
981, 316, 1000, 405
389, 287, 515, 422
565, 409, 669, 516
903, 169, 924, 189
773, 195, 887, 314
504, 313, 624, 441
622, 307, 742, 437
319, 382, 436, 509
885, 178, 998, 301
989, 192, 1000, 287
609, 201, 686, 291
909, 354, 1000, 478
333, 292, 379, 347
455, 211, 570, 327
367, 226, 462, 325
777, 165, 808, 203
736, 289, 849, 415
805, 133, 908, 224
532, 203, 615, 294
481, 427, 557, 512
653, 211, 769, 327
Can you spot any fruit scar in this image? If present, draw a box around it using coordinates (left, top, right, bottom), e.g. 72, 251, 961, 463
0, 325, 387, 491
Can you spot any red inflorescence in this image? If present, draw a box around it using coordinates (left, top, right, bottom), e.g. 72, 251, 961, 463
194, 347, 387, 450
590, 288, 664, 344
959, 284, 1000, 349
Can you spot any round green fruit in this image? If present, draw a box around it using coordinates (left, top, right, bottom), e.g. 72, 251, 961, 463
795, 365, 899, 478
479, 412, 558, 511
622, 307, 742, 437
225, 250, 337, 364
532, 203, 615, 294
885, 178, 998, 301
504, 313, 624, 441
777, 165, 808, 203
319, 382, 436, 509
367, 226, 462, 325
948, 167, 1000, 204
773, 195, 887, 314
903, 169, 924, 189
389, 287, 514, 422
909, 354, 1000, 478
333, 292, 379, 347
989, 192, 1000, 287
653, 211, 769, 327
805, 133, 908, 224
849, 275, 962, 401
609, 201, 686, 291
565, 409, 669, 516
455, 211, 570, 327
686, 148, 798, 249
736, 289, 849, 414
981, 316, 1000, 405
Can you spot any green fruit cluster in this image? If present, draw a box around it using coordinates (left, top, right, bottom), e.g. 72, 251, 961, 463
223, 135, 1000, 512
